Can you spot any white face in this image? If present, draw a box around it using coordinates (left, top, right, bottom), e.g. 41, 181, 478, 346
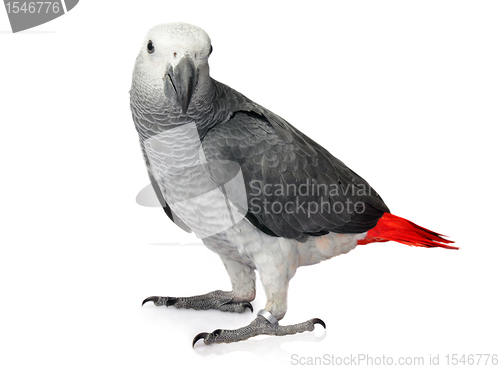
133, 22, 212, 97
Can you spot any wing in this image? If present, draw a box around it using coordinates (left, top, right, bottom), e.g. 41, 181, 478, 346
201, 109, 390, 239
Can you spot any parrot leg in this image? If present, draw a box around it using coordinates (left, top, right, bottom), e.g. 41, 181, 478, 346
142, 256, 256, 313
192, 251, 325, 346
192, 312, 325, 346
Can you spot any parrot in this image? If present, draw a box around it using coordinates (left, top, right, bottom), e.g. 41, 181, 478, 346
130, 22, 456, 347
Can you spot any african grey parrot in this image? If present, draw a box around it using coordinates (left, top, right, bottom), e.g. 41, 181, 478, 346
130, 22, 456, 346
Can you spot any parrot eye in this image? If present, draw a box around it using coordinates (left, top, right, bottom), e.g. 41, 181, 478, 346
209, 45, 213, 56
147, 40, 155, 54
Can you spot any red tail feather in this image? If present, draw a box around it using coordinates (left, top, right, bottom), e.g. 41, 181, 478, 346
358, 213, 457, 249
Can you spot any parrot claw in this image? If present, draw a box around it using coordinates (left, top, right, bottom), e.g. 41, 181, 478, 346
311, 318, 326, 329
235, 302, 253, 313
142, 296, 158, 306
142, 296, 177, 307
192, 332, 210, 347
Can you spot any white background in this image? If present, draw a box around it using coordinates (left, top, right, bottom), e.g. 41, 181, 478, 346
1, 1, 499, 367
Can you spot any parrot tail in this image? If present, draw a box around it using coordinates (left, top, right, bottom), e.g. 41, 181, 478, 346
357, 213, 457, 249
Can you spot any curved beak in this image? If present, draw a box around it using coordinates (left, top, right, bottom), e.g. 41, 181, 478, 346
164, 55, 198, 113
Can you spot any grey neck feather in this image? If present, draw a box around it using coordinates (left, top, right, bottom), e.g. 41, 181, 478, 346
131, 78, 258, 144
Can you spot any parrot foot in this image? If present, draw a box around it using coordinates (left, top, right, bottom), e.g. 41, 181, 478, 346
142, 290, 253, 313
192, 313, 326, 347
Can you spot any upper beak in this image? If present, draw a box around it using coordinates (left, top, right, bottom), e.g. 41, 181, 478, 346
164, 55, 198, 114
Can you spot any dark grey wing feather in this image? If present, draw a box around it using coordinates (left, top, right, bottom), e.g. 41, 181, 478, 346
201, 110, 389, 239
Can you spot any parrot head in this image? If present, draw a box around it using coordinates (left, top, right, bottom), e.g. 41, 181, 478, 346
132, 22, 213, 114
